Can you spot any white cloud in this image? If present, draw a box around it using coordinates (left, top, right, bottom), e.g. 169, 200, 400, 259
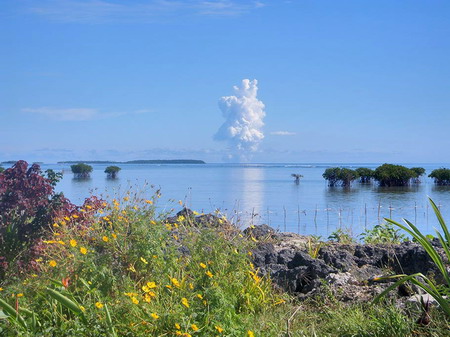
270, 131, 296, 136
27, 0, 265, 23
22, 107, 98, 121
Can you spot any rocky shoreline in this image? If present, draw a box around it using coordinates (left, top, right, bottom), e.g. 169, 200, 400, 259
169, 208, 446, 306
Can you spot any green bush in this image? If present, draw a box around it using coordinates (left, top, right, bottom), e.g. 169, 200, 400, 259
104, 166, 121, 179
373, 164, 415, 187
70, 163, 93, 179
355, 167, 374, 183
429, 168, 450, 185
360, 222, 407, 244
323, 167, 359, 187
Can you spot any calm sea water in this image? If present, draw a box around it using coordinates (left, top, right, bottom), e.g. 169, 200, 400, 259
33, 163, 450, 238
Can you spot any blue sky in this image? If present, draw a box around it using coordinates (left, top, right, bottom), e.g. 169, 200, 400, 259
1, 0, 450, 163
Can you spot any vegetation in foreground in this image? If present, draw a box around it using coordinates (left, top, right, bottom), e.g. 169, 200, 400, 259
0, 161, 449, 336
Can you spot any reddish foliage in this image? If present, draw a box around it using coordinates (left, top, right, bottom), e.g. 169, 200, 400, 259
0, 160, 105, 278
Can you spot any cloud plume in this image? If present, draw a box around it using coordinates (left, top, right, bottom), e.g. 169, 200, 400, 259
215, 79, 265, 161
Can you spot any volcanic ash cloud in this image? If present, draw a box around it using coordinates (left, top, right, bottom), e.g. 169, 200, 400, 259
215, 79, 266, 161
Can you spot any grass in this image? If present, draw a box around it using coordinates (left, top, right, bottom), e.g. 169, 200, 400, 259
0, 192, 449, 336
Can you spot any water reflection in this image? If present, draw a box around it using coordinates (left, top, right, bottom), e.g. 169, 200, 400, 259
239, 168, 264, 227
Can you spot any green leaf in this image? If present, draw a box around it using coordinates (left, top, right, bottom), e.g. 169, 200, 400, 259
46, 288, 87, 325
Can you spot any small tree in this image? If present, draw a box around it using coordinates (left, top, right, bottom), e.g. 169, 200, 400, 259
71, 163, 93, 179
291, 173, 303, 184
355, 167, 374, 183
373, 164, 415, 187
323, 167, 341, 187
105, 166, 121, 179
323, 167, 359, 187
429, 168, 450, 185
410, 167, 426, 183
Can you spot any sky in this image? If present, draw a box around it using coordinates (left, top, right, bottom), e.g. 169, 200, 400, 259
1, 0, 450, 163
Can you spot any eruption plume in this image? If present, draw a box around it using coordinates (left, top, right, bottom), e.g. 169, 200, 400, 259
215, 79, 265, 161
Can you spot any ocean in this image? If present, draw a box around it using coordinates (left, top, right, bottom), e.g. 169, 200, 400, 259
31, 162, 450, 238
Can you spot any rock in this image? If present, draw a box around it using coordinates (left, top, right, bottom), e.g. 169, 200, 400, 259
243, 224, 278, 240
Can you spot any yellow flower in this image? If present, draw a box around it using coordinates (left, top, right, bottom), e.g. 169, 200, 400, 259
72, 214, 79, 219
170, 277, 181, 288
70, 239, 77, 247
196, 294, 203, 300
215, 325, 224, 333
131, 296, 139, 304
95, 302, 103, 309
175, 323, 181, 330
79, 305, 86, 312
127, 264, 136, 273
189, 283, 194, 290
205, 271, 213, 278
102, 236, 109, 242
176, 332, 182, 336
247, 331, 255, 337
199, 263, 207, 269
251, 236, 258, 242
64, 216, 70, 221
150, 220, 156, 225
140, 257, 148, 264
49, 260, 57, 267
16, 293, 24, 297
123, 196, 130, 201
111, 233, 117, 239
52, 223, 59, 227
0, 288, 3, 292
80, 247, 88, 255
145, 200, 153, 204
191, 324, 198, 331
57, 240, 65, 245
150, 312, 159, 320
60, 221, 66, 226
181, 297, 189, 308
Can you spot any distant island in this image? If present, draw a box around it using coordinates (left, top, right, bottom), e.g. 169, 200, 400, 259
57, 159, 206, 164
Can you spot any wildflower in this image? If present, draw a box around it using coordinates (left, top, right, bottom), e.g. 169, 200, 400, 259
199, 263, 206, 269
176, 332, 182, 336
248, 251, 253, 256
205, 271, 213, 278
17, 293, 24, 297
86, 205, 92, 209
95, 302, 103, 309
123, 196, 129, 201
193, 211, 199, 215
140, 257, 148, 264
124, 292, 138, 297
248, 331, 255, 337
165, 285, 172, 289
177, 215, 185, 222
131, 296, 139, 304
165, 223, 172, 230
178, 200, 183, 205
181, 297, 189, 308
133, 206, 138, 210
150, 312, 159, 320
79, 305, 86, 312
64, 216, 70, 221
80, 247, 88, 255
175, 323, 181, 330
102, 236, 109, 242
196, 294, 203, 300
52, 223, 59, 227
80, 208, 86, 212
122, 210, 127, 215
70, 239, 77, 247
49, 260, 57, 267
150, 220, 156, 225
145, 199, 153, 204
72, 214, 79, 219
127, 265, 136, 273
142, 282, 157, 292
191, 324, 198, 331
189, 283, 194, 290
143, 292, 156, 302
112, 233, 117, 239
57, 240, 66, 245
251, 236, 258, 243
60, 221, 66, 226
215, 325, 224, 333
170, 277, 181, 288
